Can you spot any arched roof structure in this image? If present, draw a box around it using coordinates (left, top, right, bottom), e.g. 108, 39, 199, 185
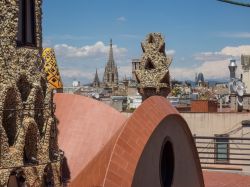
54, 94, 126, 180
54, 94, 204, 187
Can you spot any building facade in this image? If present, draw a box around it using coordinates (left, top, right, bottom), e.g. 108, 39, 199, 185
0, 0, 61, 186
103, 39, 119, 88
241, 55, 250, 93
182, 112, 250, 173
131, 59, 141, 81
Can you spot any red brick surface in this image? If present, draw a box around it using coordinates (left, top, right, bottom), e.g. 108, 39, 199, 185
203, 171, 250, 187
191, 100, 217, 112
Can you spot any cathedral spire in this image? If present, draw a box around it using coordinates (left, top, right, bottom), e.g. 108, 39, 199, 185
103, 39, 119, 87
108, 38, 115, 68
93, 68, 100, 87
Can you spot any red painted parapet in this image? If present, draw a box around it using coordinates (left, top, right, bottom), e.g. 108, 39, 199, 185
55, 94, 204, 187
191, 100, 217, 112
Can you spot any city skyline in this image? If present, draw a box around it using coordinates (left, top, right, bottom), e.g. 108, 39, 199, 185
43, 0, 250, 85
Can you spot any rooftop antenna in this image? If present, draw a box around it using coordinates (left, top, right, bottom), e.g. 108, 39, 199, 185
233, 81, 245, 97
232, 79, 246, 111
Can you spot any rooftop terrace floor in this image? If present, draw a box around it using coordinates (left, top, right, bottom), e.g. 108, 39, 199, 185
204, 171, 250, 187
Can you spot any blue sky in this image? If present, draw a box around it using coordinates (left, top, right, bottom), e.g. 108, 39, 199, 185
42, 0, 250, 85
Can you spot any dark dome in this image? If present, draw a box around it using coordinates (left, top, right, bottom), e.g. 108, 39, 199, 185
197, 73, 204, 83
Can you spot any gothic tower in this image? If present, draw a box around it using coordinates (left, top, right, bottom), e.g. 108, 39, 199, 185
93, 69, 100, 88
0, 0, 61, 186
103, 39, 119, 88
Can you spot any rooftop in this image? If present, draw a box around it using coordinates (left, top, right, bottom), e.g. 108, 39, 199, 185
203, 171, 250, 187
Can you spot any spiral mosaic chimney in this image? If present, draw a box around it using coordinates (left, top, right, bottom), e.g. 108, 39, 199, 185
42, 48, 63, 92
135, 33, 172, 101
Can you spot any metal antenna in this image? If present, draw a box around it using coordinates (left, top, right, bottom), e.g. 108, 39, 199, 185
217, 0, 250, 7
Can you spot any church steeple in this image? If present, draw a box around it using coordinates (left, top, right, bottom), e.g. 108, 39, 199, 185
108, 39, 115, 69
103, 39, 119, 88
93, 68, 100, 88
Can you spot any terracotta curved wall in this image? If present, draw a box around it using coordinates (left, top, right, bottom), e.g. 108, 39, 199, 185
60, 95, 204, 187
70, 129, 122, 187
103, 96, 204, 187
131, 115, 203, 187
54, 94, 126, 181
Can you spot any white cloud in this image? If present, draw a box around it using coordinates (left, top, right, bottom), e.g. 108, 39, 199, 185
172, 45, 250, 81
118, 65, 132, 78
54, 42, 250, 85
60, 69, 94, 79
221, 45, 250, 56
52, 41, 129, 85
60, 65, 132, 85
60, 68, 104, 85
220, 32, 250, 39
171, 59, 242, 81
194, 52, 228, 61
54, 41, 127, 60
166, 49, 176, 56
117, 16, 127, 22
43, 39, 52, 48
194, 45, 250, 61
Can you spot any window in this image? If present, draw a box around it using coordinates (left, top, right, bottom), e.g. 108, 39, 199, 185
17, 0, 36, 46
160, 140, 174, 187
215, 135, 229, 162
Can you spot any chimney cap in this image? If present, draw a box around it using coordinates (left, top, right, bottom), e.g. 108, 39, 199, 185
229, 59, 237, 67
